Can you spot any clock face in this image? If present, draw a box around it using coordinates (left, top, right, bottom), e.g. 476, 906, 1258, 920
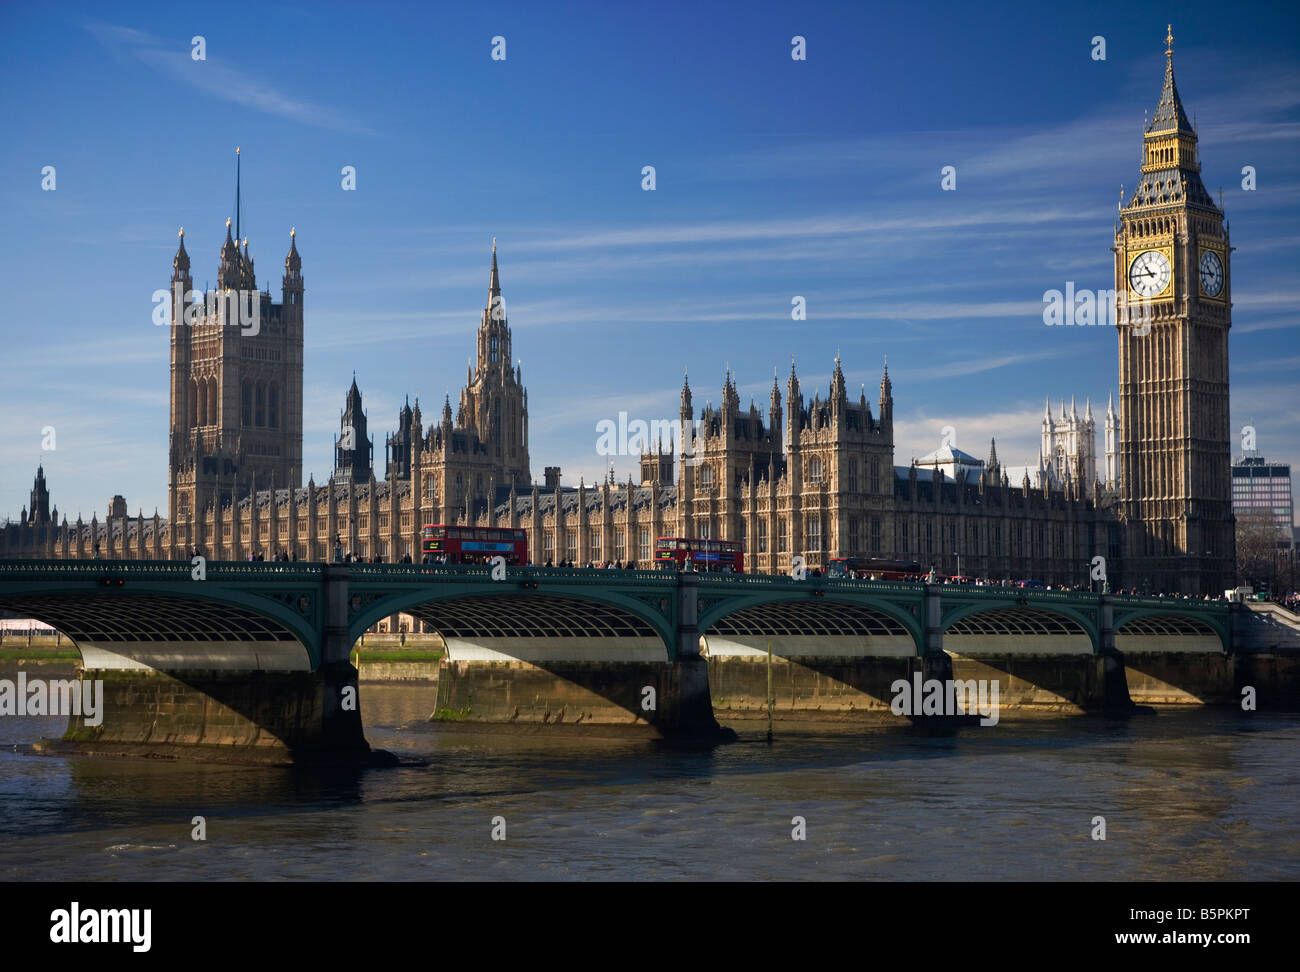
1199, 249, 1224, 297
1129, 250, 1171, 298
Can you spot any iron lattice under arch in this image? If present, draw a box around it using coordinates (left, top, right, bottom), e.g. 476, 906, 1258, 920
404, 594, 659, 639
1117, 614, 1217, 636
0, 593, 301, 643
707, 600, 910, 637
946, 608, 1085, 637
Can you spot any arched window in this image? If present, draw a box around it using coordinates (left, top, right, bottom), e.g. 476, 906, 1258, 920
490, 335, 499, 362
208, 380, 217, 427
255, 384, 265, 427
809, 457, 823, 483
699, 465, 714, 487
268, 384, 279, 429
189, 380, 199, 427
241, 382, 252, 427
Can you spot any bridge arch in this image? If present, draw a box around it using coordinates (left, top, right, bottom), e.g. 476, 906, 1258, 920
1114, 609, 1228, 653
0, 583, 320, 670
347, 583, 676, 659
941, 601, 1099, 654
698, 592, 924, 655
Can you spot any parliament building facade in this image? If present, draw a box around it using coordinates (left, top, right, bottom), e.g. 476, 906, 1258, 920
1, 35, 1235, 595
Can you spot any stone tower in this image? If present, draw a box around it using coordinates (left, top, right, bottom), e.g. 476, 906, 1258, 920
456, 242, 530, 490
1114, 27, 1233, 593
333, 375, 373, 484
1104, 392, 1121, 491
640, 437, 674, 486
28, 465, 51, 525
168, 153, 304, 522
387, 397, 417, 481
1040, 396, 1097, 497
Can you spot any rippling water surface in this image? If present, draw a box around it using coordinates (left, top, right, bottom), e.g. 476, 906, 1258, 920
1, 684, 1297, 880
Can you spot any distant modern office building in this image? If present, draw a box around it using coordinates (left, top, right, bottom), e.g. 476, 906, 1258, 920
1232, 455, 1295, 548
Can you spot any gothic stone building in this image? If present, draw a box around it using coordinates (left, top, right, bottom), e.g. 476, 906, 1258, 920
1, 33, 1234, 595
167, 218, 305, 523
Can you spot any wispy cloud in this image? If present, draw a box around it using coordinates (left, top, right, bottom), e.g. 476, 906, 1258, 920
898, 348, 1073, 381
82, 22, 372, 134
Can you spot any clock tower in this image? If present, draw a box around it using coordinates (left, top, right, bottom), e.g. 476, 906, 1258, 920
1114, 26, 1234, 594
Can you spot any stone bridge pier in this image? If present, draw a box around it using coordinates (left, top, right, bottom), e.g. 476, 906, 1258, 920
670, 573, 729, 736
314, 565, 375, 758
2, 562, 385, 766
426, 569, 731, 740
919, 586, 1133, 714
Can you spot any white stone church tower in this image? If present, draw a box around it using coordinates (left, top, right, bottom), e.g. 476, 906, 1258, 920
1040, 397, 1098, 497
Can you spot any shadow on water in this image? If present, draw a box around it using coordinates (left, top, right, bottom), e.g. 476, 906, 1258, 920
1, 683, 1294, 846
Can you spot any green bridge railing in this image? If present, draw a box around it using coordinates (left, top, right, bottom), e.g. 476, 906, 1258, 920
0, 559, 1233, 615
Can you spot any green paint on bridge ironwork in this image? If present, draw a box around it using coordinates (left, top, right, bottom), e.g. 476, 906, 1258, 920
0, 560, 1232, 668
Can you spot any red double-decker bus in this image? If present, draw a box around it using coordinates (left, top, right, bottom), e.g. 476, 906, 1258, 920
826, 557, 922, 580
654, 537, 745, 573
421, 525, 528, 565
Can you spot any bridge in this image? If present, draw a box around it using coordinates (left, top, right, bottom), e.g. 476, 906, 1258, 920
0, 559, 1257, 763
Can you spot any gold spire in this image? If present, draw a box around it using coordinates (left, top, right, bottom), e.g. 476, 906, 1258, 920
179, 227, 184, 237
1166, 24, 1173, 58
290, 227, 295, 237
226, 217, 231, 227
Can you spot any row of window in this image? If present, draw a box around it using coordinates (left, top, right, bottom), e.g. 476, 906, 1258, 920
241, 382, 280, 430
240, 346, 281, 362
692, 456, 886, 492
187, 380, 285, 430
181, 506, 1100, 561
541, 528, 653, 562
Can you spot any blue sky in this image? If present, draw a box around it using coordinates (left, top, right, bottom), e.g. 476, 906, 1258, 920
1, 0, 1297, 525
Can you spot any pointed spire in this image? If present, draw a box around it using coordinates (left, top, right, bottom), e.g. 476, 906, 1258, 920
234, 146, 242, 243
1085, 396, 1093, 422
1107, 391, 1115, 417
285, 227, 301, 272
1071, 394, 1077, 419
488, 238, 501, 299
988, 437, 999, 470
1148, 25, 1193, 134
1044, 395, 1051, 421
346, 372, 362, 412
173, 227, 190, 274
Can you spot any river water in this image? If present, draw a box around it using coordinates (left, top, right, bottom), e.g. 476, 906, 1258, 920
1, 683, 1296, 881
